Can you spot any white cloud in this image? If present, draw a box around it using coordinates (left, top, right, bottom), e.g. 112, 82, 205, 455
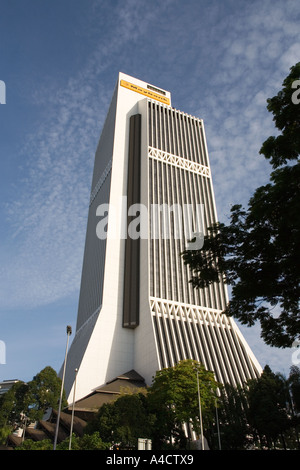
188, 0, 300, 220
1, 0, 176, 311
280, 43, 300, 71
1, 0, 299, 314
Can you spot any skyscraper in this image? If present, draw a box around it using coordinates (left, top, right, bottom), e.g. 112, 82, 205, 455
63, 73, 262, 403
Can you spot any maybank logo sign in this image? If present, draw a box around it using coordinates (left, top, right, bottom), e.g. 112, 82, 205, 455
120, 79, 170, 105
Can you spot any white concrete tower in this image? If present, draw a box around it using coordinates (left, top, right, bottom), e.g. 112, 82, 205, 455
63, 73, 262, 403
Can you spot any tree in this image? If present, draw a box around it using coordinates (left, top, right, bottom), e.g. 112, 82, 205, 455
26, 366, 67, 421
147, 359, 220, 448
286, 365, 300, 448
0, 366, 66, 433
247, 365, 289, 449
85, 392, 154, 449
288, 365, 300, 415
182, 62, 300, 348
217, 383, 251, 450
260, 63, 300, 169
216, 365, 300, 450
0, 381, 31, 431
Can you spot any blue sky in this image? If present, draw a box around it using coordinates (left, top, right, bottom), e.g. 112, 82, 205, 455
0, 0, 299, 384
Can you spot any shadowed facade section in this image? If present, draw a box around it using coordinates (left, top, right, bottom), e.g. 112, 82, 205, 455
123, 114, 141, 328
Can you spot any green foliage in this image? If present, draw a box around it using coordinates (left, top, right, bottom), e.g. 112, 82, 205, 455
260, 62, 300, 169
182, 62, 300, 348
0, 381, 31, 429
58, 432, 110, 450
216, 365, 300, 450
0, 425, 13, 445
27, 366, 67, 421
15, 439, 53, 450
288, 365, 300, 413
148, 360, 220, 447
246, 366, 290, 449
85, 392, 154, 449
5, 361, 300, 450
217, 383, 250, 450
0, 366, 65, 429
15, 432, 110, 450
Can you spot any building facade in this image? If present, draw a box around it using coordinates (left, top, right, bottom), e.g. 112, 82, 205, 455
63, 73, 262, 403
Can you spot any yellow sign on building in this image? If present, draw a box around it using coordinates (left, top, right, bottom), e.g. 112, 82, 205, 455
120, 80, 170, 105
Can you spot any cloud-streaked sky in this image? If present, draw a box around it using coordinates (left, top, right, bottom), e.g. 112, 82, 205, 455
0, 0, 299, 382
